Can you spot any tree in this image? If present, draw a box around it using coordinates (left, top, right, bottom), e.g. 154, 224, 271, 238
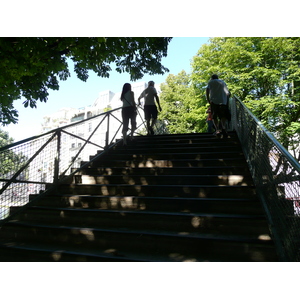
159, 71, 207, 134
0, 129, 27, 177
0, 37, 172, 125
191, 37, 300, 158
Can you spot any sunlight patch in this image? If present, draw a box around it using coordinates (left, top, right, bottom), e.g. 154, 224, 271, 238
52, 251, 63, 261
80, 229, 95, 241
258, 234, 271, 241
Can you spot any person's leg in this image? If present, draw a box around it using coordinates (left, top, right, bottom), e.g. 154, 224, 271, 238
211, 103, 221, 135
149, 106, 158, 135
219, 105, 229, 137
129, 108, 137, 138
144, 119, 150, 135
130, 117, 137, 137
207, 120, 213, 133
122, 108, 130, 145
144, 106, 152, 135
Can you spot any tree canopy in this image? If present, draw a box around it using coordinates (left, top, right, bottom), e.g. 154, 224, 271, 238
159, 71, 207, 134
0, 129, 26, 177
191, 37, 300, 157
158, 37, 299, 158
0, 37, 172, 125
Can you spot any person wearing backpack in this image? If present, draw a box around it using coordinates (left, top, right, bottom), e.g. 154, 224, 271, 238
206, 74, 231, 138
138, 81, 162, 135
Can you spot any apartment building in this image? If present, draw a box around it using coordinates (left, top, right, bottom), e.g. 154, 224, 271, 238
39, 81, 149, 176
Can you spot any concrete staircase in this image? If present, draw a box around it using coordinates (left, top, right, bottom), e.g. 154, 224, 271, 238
0, 132, 279, 261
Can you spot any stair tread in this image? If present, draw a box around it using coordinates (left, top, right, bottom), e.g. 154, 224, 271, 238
79, 174, 251, 177
101, 155, 246, 159
27, 205, 267, 219
0, 240, 248, 262
62, 183, 255, 188
0, 241, 151, 262
106, 151, 243, 154
33, 194, 260, 201
4, 220, 273, 245
83, 166, 250, 170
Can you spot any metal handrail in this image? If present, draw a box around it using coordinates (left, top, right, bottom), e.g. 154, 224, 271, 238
0, 105, 147, 221
231, 97, 300, 171
231, 96, 300, 261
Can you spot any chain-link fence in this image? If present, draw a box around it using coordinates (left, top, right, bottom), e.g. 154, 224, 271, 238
231, 96, 300, 261
0, 106, 146, 221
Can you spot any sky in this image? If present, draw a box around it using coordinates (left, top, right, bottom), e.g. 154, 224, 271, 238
3, 37, 210, 142
2, 0, 298, 144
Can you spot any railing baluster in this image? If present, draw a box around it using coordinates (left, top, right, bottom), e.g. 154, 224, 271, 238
54, 129, 61, 184
106, 112, 110, 148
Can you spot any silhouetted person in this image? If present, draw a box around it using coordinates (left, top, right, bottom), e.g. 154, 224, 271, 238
138, 81, 162, 135
206, 105, 214, 133
121, 83, 137, 145
206, 74, 231, 137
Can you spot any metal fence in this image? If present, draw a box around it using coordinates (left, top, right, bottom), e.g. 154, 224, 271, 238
1, 96, 299, 260
0, 106, 147, 221
230, 96, 300, 261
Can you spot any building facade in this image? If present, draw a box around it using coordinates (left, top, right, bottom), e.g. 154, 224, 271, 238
39, 81, 150, 178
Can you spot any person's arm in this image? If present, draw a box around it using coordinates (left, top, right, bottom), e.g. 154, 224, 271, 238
138, 93, 144, 105
206, 88, 210, 103
132, 92, 137, 109
224, 82, 231, 99
138, 88, 147, 105
155, 95, 162, 111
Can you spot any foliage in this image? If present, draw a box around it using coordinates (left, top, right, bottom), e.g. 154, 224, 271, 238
0, 129, 27, 177
246, 96, 300, 158
159, 71, 207, 134
191, 37, 300, 157
0, 129, 14, 147
0, 37, 172, 125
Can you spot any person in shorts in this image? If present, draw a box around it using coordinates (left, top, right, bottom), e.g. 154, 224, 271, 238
206, 74, 231, 137
138, 81, 162, 135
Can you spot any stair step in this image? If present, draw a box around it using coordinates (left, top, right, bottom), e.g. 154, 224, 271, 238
0, 242, 148, 262
126, 132, 238, 140
90, 151, 245, 161
55, 183, 257, 198
113, 135, 240, 148
17, 206, 271, 236
104, 147, 243, 156
0, 221, 278, 262
74, 174, 254, 186
76, 166, 252, 176
89, 158, 248, 168
31, 195, 264, 214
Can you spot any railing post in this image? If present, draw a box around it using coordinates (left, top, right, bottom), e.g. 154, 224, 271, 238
105, 112, 110, 148
54, 129, 61, 183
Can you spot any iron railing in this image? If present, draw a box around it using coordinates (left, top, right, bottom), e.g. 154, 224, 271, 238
0, 106, 147, 221
1, 96, 299, 261
230, 96, 300, 261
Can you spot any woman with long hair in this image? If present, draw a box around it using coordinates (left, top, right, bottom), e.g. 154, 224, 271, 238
120, 83, 137, 145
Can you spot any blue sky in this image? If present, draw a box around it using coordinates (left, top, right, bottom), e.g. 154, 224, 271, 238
4, 37, 209, 142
